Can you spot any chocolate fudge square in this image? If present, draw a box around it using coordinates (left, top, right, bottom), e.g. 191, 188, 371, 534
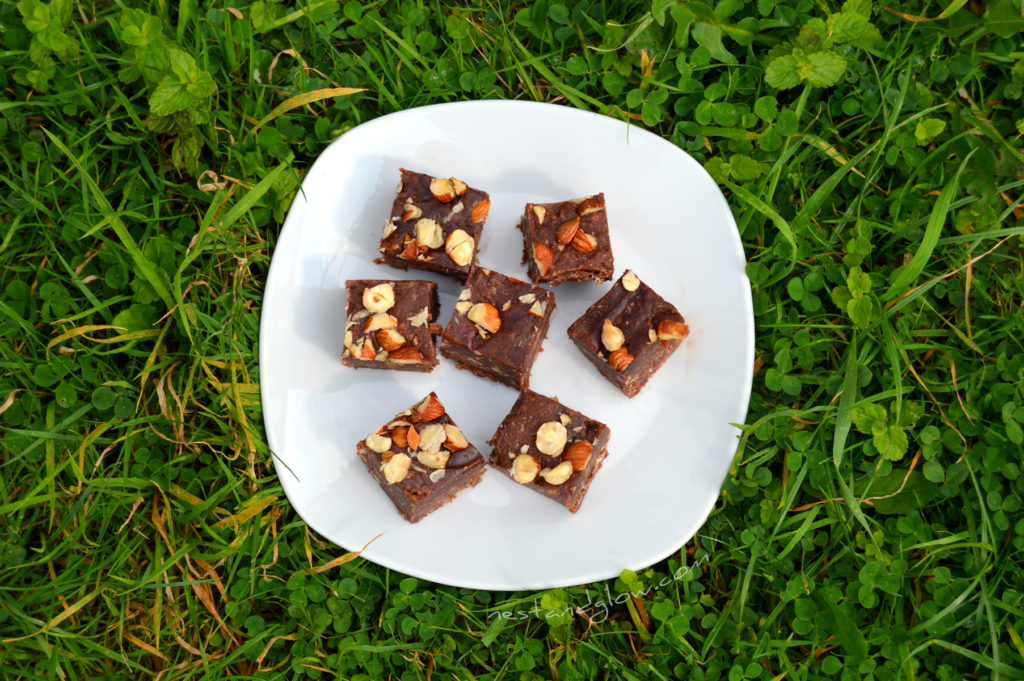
342, 279, 441, 372
488, 390, 611, 513
567, 269, 690, 397
439, 267, 556, 390
378, 168, 490, 282
356, 393, 487, 523
520, 193, 614, 285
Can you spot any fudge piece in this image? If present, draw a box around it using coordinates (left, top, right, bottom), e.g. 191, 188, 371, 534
342, 279, 441, 372
355, 393, 487, 523
519, 193, 614, 285
378, 168, 490, 282
439, 267, 556, 390
488, 389, 611, 513
567, 269, 690, 397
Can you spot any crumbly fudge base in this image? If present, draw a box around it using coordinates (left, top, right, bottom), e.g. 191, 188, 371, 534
341, 355, 439, 373
378, 253, 472, 283
356, 443, 486, 523
439, 338, 529, 390
490, 437, 609, 513
569, 334, 658, 397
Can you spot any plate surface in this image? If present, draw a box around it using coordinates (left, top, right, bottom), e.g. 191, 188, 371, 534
260, 100, 753, 590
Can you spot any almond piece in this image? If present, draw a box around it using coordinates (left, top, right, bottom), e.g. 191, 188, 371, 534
382, 453, 411, 484
555, 217, 581, 245
359, 340, 376, 359
443, 423, 468, 450
450, 177, 468, 196
601, 319, 625, 352
365, 433, 392, 454
511, 454, 540, 484
570, 229, 597, 254
388, 346, 425, 363
362, 283, 395, 313
540, 461, 574, 486
528, 300, 545, 317
415, 218, 444, 249
533, 241, 554, 276
575, 195, 604, 216
417, 423, 445, 453
445, 229, 475, 267
657, 319, 690, 341
564, 441, 593, 472
406, 425, 419, 451
467, 302, 501, 334
607, 346, 634, 371
417, 449, 450, 469
471, 198, 490, 223
376, 328, 406, 351
413, 394, 445, 422
535, 421, 568, 457
391, 426, 409, 449
429, 177, 455, 203
402, 203, 422, 222
621, 270, 640, 292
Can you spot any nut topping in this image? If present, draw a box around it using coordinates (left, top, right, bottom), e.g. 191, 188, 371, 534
414, 394, 445, 422
564, 441, 593, 472
417, 423, 446, 453
429, 177, 456, 203
445, 229, 475, 267
406, 425, 419, 450
402, 203, 422, 222
443, 424, 468, 450
570, 229, 597, 254
621, 270, 640, 291
451, 177, 468, 196
467, 302, 501, 334
365, 433, 392, 453
533, 241, 553, 276
535, 421, 568, 457
575, 195, 604, 216
649, 328, 658, 343
511, 454, 540, 484
391, 426, 409, 449
376, 328, 406, 351
429, 469, 446, 483
601, 319, 625, 352
363, 313, 398, 333
388, 346, 425, 362
556, 217, 581, 245
471, 198, 490, 223
415, 218, 444, 249
455, 300, 472, 314
539, 461, 574, 486
359, 341, 376, 359
532, 205, 546, 224
528, 301, 545, 317
382, 221, 396, 238
657, 319, 690, 341
458, 287, 472, 301
607, 346, 634, 371
518, 293, 536, 304
382, 453, 411, 484
408, 307, 430, 327
362, 283, 395, 313
401, 237, 419, 260
416, 449, 450, 469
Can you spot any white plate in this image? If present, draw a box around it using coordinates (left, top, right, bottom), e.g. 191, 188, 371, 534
260, 100, 753, 590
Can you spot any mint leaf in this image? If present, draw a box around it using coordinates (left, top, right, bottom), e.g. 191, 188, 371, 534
914, 118, 947, 145
853, 403, 886, 435
873, 423, 909, 461
828, 11, 881, 48
846, 267, 872, 297
149, 75, 191, 115
17, 0, 50, 34
805, 51, 847, 87
847, 295, 879, 327
765, 54, 802, 89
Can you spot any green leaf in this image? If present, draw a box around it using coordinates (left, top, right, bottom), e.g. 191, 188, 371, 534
1008, 419, 1024, 445
814, 594, 867, 664
846, 267, 872, 297
914, 118, 947, 145
923, 460, 945, 483
149, 76, 191, 116
842, 0, 872, 16
670, 4, 695, 45
865, 471, 939, 514
692, 23, 737, 64
120, 9, 163, 47
827, 11, 881, 48
17, 0, 50, 34
754, 95, 778, 122
873, 423, 909, 461
833, 336, 859, 466
652, 0, 675, 25
804, 51, 847, 87
846, 295, 879, 327
852, 403, 886, 435
765, 54, 802, 89
729, 154, 766, 181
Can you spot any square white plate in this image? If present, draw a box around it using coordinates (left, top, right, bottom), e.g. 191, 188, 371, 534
260, 100, 754, 590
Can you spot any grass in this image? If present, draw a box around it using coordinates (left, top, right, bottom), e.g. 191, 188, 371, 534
1, 0, 1023, 678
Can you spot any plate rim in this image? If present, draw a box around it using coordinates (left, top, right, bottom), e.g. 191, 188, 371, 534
259, 99, 755, 590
